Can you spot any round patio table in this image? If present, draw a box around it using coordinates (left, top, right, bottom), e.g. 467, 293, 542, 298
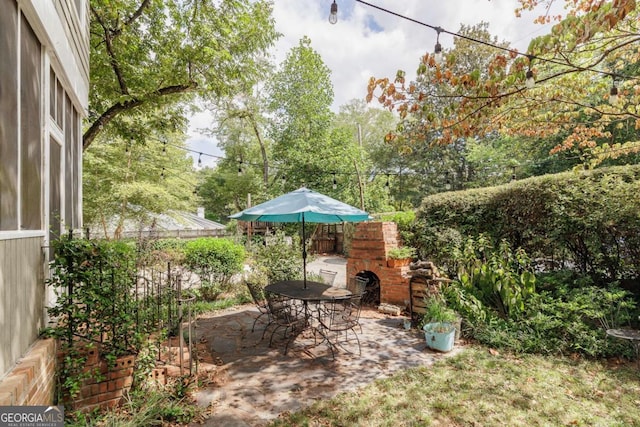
606, 328, 640, 368
265, 280, 351, 301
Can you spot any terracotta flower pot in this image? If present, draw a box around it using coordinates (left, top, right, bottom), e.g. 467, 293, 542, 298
387, 258, 411, 268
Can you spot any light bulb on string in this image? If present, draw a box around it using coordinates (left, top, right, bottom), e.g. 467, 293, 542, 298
332, 173, 337, 190
434, 27, 444, 65
281, 174, 286, 185
197, 153, 202, 167
525, 55, 535, 89
385, 174, 390, 191
162, 141, 167, 154
609, 85, 619, 105
161, 167, 165, 179
238, 160, 243, 176
329, 0, 338, 24
525, 69, 535, 89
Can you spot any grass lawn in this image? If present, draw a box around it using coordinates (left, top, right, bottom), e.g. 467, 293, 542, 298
269, 346, 640, 427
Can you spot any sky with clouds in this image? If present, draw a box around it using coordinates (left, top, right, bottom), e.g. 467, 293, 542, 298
188, 0, 559, 167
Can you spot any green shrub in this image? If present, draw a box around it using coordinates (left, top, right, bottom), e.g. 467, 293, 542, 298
408, 225, 462, 276
447, 270, 638, 358
387, 246, 417, 259
183, 238, 246, 296
379, 211, 415, 230
253, 231, 303, 283
139, 238, 187, 266
147, 238, 187, 252
452, 236, 536, 319
415, 164, 640, 281
44, 236, 141, 403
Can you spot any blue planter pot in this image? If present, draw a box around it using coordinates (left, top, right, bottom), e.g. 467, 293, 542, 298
423, 322, 455, 352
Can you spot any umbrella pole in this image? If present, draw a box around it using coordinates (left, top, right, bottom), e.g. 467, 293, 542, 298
302, 216, 307, 289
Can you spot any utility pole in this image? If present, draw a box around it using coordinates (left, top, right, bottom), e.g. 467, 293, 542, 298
356, 124, 365, 210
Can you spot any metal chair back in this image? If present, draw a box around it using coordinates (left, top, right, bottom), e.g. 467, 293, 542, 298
318, 269, 338, 286
245, 282, 270, 333
347, 276, 368, 296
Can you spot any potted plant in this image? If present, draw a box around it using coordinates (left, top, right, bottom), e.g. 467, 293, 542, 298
420, 297, 457, 352
387, 246, 416, 267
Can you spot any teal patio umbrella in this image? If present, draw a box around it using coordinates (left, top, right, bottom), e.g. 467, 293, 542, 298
229, 187, 371, 287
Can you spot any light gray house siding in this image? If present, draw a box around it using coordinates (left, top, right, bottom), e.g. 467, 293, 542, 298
0, 0, 88, 379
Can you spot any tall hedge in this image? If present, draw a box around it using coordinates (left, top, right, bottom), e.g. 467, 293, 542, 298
413, 165, 640, 282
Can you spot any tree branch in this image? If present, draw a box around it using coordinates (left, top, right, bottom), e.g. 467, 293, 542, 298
110, 0, 152, 37
83, 83, 197, 150
91, 6, 128, 95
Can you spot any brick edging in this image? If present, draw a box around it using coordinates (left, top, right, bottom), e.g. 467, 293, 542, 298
0, 338, 57, 406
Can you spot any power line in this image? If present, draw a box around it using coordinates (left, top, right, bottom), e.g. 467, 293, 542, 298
353, 0, 639, 81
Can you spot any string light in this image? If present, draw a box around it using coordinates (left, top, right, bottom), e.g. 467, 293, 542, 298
197, 153, 202, 167
525, 70, 535, 89
140, 130, 629, 193
162, 140, 167, 154
525, 56, 535, 88
238, 160, 243, 176
609, 84, 619, 105
161, 167, 165, 179
281, 174, 286, 185
385, 174, 390, 191
332, 173, 337, 189
352, 0, 639, 100
434, 27, 444, 65
329, 0, 338, 24
511, 166, 517, 181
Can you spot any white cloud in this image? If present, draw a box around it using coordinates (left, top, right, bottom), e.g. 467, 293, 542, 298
188, 0, 558, 163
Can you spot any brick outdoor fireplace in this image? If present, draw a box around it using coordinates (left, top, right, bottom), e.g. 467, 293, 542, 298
346, 221, 411, 307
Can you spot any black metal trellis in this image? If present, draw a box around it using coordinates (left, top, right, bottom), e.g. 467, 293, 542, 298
57, 243, 196, 374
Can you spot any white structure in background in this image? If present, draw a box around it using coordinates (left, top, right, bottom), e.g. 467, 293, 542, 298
88, 208, 226, 240
0, 0, 89, 403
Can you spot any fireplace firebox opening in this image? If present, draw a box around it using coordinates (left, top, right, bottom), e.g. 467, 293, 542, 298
356, 271, 380, 306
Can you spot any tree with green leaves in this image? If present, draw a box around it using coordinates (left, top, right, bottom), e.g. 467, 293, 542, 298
85, 0, 279, 151
332, 99, 398, 211
265, 36, 336, 190
83, 129, 196, 239
199, 38, 393, 219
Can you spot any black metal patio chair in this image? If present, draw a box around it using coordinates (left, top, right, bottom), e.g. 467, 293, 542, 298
317, 293, 363, 357
264, 291, 307, 354
245, 282, 271, 334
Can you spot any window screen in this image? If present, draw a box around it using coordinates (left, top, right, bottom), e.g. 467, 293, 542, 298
0, 0, 18, 230
72, 107, 81, 228
64, 94, 73, 227
49, 138, 61, 243
20, 13, 42, 230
